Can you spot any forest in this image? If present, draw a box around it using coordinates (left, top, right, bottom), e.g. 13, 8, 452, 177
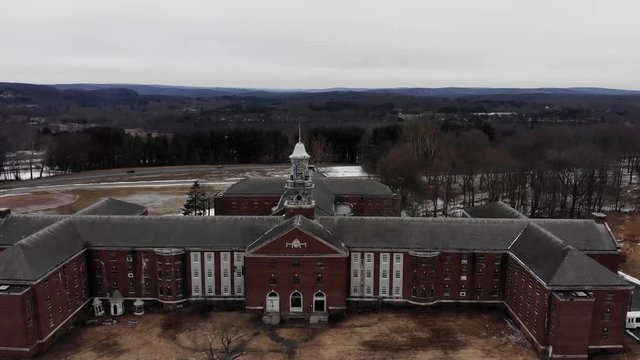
2, 82, 640, 218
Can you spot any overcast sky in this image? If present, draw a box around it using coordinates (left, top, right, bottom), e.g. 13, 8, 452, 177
1, 0, 639, 89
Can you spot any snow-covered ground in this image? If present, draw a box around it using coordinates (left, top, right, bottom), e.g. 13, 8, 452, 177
317, 166, 368, 177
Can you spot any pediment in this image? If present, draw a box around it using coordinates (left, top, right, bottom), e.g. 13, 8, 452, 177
246, 227, 346, 256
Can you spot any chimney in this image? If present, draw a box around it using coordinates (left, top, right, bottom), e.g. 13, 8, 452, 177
591, 212, 607, 224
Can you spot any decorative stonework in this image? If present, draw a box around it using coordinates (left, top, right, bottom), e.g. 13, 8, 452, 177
286, 239, 307, 249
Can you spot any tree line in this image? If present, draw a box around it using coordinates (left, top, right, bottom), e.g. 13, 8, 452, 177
373, 121, 640, 217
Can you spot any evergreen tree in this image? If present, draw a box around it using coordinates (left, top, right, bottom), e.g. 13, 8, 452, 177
182, 181, 209, 216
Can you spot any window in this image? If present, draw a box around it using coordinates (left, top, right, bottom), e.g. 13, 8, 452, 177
223, 269, 229, 278
292, 274, 300, 284
445, 255, 452, 263
394, 270, 401, 279
444, 285, 450, 297
353, 253, 360, 263
194, 285, 200, 294
46, 296, 51, 309
382, 269, 388, 279
49, 314, 54, 328
366, 269, 372, 279
461, 255, 468, 265
353, 269, 359, 278
394, 286, 400, 296
411, 287, 417, 297
365, 286, 372, 295
395, 254, 402, 264
477, 254, 485, 263
601, 328, 609, 339
236, 267, 242, 277
421, 287, 427, 298
207, 285, 213, 295
269, 274, 277, 284
235, 253, 243, 263
193, 253, 200, 263
194, 269, 200, 278
223, 285, 229, 294
381, 254, 388, 263
222, 253, 229, 263
606, 292, 614, 303
316, 259, 324, 268
207, 269, 213, 278
206, 253, 213, 263
365, 253, 373, 263
316, 274, 324, 284
126, 255, 133, 262
292, 259, 300, 268
604, 309, 611, 321
381, 286, 388, 295
269, 259, 277, 269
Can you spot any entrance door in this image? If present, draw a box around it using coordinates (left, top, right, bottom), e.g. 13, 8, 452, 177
266, 291, 279, 312
290, 291, 303, 312
313, 291, 326, 312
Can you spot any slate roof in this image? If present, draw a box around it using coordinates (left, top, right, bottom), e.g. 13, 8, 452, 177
75, 197, 147, 216
223, 178, 287, 195
223, 176, 393, 197
0, 215, 68, 246
247, 215, 346, 254
70, 215, 282, 249
316, 217, 618, 252
316, 177, 393, 195
318, 217, 525, 250
508, 223, 627, 287
0, 219, 86, 282
463, 201, 527, 219
0, 213, 623, 288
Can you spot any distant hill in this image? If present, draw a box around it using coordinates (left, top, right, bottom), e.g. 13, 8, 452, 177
50, 83, 640, 98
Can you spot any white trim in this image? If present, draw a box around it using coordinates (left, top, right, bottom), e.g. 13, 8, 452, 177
379, 252, 390, 297
266, 291, 279, 312
220, 252, 231, 296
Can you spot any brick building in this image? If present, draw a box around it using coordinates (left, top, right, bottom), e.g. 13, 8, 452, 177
0, 141, 633, 359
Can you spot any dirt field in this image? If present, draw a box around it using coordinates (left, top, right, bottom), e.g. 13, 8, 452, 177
0, 166, 289, 216
37, 308, 540, 360
606, 212, 640, 278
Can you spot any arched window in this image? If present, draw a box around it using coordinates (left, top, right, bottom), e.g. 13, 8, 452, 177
290, 291, 303, 312
313, 291, 326, 312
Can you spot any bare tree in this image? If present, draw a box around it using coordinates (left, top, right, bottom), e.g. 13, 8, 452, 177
310, 135, 331, 166
192, 322, 246, 360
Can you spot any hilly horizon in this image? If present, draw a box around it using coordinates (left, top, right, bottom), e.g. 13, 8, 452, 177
47, 83, 640, 98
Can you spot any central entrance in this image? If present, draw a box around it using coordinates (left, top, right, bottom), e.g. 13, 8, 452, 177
313, 291, 326, 312
266, 291, 279, 312
290, 291, 303, 312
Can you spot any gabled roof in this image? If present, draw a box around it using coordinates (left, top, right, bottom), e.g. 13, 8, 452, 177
247, 215, 347, 254
463, 201, 527, 219
508, 223, 626, 287
0, 219, 86, 282
0, 214, 68, 246
75, 197, 147, 216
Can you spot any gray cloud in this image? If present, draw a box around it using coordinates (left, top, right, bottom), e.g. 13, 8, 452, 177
0, 0, 639, 89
